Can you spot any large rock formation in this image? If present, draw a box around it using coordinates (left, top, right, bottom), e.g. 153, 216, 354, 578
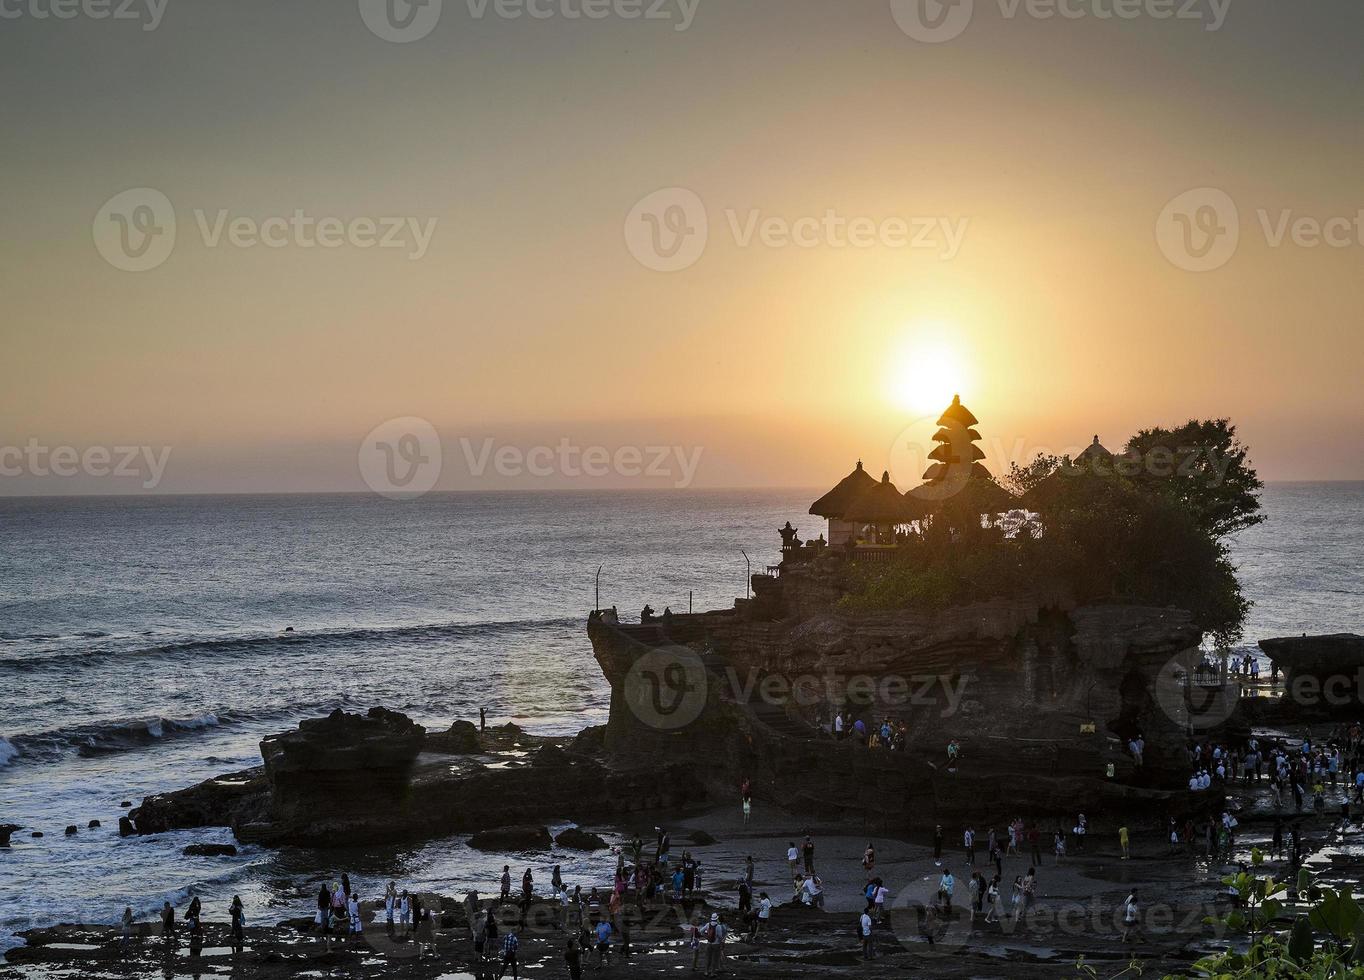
132, 714, 704, 847
255, 706, 426, 840
589, 571, 1207, 830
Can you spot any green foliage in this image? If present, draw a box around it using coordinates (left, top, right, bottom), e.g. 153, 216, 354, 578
1177, 870, 1364, 979
1124, 419, 1265, 539
851, 418, 1260, 644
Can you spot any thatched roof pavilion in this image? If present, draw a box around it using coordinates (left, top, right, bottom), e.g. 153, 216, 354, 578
843, 470, 920, 525
809, 460, 879, 518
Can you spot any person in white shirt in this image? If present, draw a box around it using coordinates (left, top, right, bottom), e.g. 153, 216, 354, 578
786, 843, 800, 881
384, 882, 396, 926
860, 909, 875, 960
1121, 889, 1141, 943
755, 893, 771, 938
834, 712, 845, 739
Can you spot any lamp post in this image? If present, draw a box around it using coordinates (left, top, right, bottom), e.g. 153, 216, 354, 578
740, 550, 750, 599
595, 565, 603, 613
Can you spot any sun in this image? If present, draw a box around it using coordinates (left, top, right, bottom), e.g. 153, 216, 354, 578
887, 334, 970, 416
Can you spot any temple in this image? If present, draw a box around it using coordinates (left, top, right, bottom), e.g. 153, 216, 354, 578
805, 394, 1017, 555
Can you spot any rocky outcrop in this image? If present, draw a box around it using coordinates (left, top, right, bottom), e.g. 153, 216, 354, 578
469, 825, 552, 851
135, 711, 705, 848
253, 707, 425, 841
183, 843, 239, 857
553, 827, 608, 850
589, 584, 1206, 830
130, 768, 269, 835
1260, 635, 1364, 686
426, 719, 482, 754
0, 824, 19, 846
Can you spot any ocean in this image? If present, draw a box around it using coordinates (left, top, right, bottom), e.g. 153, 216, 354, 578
1, 484, 1360, 955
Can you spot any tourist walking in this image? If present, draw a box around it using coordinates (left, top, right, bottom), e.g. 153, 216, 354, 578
802, 835, 815, 873
862, 842, 876, 879
964, 826, 975, 866
860, 906, 875, 960
938, 868, 955, 911
1119, 824, 1130, 860
121, 906, 135, 950
1121, 889, 1142, 943
933, 824, 944, 866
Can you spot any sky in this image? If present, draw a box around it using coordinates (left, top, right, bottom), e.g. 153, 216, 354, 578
2, 0, 1362, 494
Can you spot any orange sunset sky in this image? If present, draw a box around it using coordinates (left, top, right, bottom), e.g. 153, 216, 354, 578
2, 0, 1362, 493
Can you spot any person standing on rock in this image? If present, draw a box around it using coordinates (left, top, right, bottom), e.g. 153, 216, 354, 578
501, 866, 512, 904
940, 868, 956, 912
1028, 825, 1042, 866
1054, 829, 1066, 864
802, 835, 815, 874
484, 907, 499, 961
400, 890, 412, 934
160, 901, 175, 942
121, 906, 135, 951
786, 841, 800, 881
1118, 824, 1130, 860
565, 936, 583, 980
862, 842, 876, 879
702, 913, 726, 977
498, 928, 520, 978
229, 896, 245, 951
348, 892, 361, 937
384, 882, 397, 930
859, 905, 875, 960
933, 825, 944, 866
963, 826, 975, 866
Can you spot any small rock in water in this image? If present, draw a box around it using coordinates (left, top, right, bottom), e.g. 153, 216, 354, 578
64, 825, 78, 836
554, 827, 609, 851
120, 801, 132, 808
118, 817, 136, 837
87, 820, 101, 829
31, 831, 44, 839
183, 843, 239, 857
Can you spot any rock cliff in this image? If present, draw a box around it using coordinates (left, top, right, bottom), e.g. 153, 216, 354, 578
589, 577, 1206, 829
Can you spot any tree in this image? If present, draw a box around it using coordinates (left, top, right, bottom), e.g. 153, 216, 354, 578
1124, 419, 1264, 539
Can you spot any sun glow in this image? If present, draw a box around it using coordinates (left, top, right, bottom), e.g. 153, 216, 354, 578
887, 333, 971, 416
